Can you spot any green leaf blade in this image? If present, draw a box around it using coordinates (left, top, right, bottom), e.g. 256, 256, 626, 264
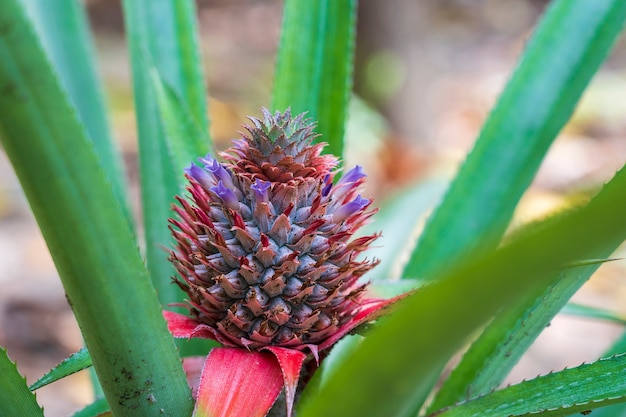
0, 1, 193, 415
151, 67, 210, 178
403, 0, 626, 281
561, 302, 626, 326
0, 348, 44, 417
20, 0, 130, 221
272, 0, 356, 158
434, 354, 626, 417
427, 260, 619, 413
121, 0, 211, 311
29, 347, 92, 391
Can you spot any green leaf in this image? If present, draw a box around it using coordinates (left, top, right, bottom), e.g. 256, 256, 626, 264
71, 397, 110, 417
29, 347, 92, 391
402, 0, 626, 281
121, 0, 211, 309
20, 0, 130, 222
150, 67, 211, 178
297, 164, 626, 417
272, 0, 356, 158
360, 180, 447, 281
0, 348, 44, 416
432, 354, 626, 417
584, 313, 626, 416
426, 257, 622, 413
561, 303, 626, 325
444, 259, 625, 417
0, 1, 193, 415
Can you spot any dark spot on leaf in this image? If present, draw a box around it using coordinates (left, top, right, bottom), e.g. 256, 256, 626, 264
121, 367, 134, 381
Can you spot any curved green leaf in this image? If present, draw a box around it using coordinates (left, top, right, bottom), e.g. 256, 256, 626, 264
272, 0, 356, 158
433, 354, 626, 417
427, 258, 620, 413
29, 347, 92, 391
0, 1, 193, 415
583, 314, 626, 417
297, 164, 626, 417
403, 0, 626, 281
151, 67, 210, 178
0, 348, 44, 416
121, 0, 211, 309
561, 302, 626, 325
21, 0, 129, 221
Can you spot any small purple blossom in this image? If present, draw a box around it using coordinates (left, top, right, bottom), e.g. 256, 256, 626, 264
185, 163, 216, 190
333, 195, 370, 222
321, 174, 333, 197
198, 153, 217, 167
205, 157, 234, 189
338, 165, 366, 185
210, 181, 239, 210
326, 165, 367, 201
251, 179, 271, 204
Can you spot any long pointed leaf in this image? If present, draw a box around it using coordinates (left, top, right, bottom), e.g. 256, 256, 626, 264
0, 1, 193, 415
297, 164, 626, 417
427, 258, 619, 412
20, 0, 130, 220
0, 348, 44, 416
272, 0, 356, 158
403, 0, 626, 281
572, 309, 626, 417
29, 347, 92, 391
121, 0, 210, 309
151, 67, 211, 178
433, 354, 626, 417
561, 302, 626, 325
427, 252, 621, 412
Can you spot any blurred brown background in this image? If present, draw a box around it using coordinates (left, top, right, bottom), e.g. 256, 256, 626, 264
2, 0, 626, 415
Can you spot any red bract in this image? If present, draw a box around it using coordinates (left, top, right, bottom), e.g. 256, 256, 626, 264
165, 109, 400, 416
165, 297, 396, 417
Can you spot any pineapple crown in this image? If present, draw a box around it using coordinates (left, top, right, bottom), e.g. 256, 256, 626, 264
169, 109, 380, 351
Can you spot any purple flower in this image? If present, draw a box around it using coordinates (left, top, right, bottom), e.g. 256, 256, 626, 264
251, 179, 271, 204
210, 181, 239, 210
185, 163, 216, 190
205, 157, 234, 189
321, 174, 333, 197
327, 165, 367, 201
333, 195, 370, 222
338, 165, 366, 185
